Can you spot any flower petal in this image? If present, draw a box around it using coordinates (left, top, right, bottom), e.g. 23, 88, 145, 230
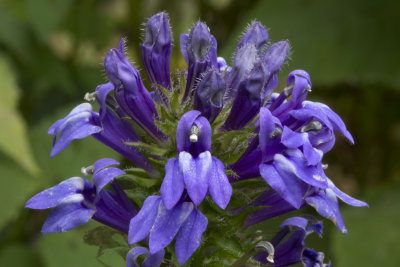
175, 209, 208, 264
281, 126, 307, 148
303, 140, 323, 166
327, 178, 368, 207
126, 247, 148, 267
208, 157, 232, 209
179, 151, 211, 206
176, 111, 201, 153
93, 158, 120, 175
260, 158, 307, 209
149, 202, 194, 253
128, 196, 161, 244
284, 149, 328, 189
49, 105, 102, 157
126, 247, 165, 267
93, 167, 125, 193
25, 177, 86, 209
305, 189, 347, 233
280, 216, 309, 230
95, 82, 115, 120
160, 158, 184, 209
41, 203, 95, 234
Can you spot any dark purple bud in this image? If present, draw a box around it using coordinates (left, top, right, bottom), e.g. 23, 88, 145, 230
193, 69, 226, 123
237, 21, 269, 54
141, 12, 172, 89
104, 39, 166, 141
187, 22, 213, 62
224, 43, 259, 101
182, 22, 218, 101
223, 63, 266, 130
264, 41, 290, 74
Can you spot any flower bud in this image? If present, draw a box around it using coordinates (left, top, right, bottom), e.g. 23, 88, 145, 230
260, 41, 291, 99
182, 22, 218, 101
105, 39, 165, 141
237, 21, 269, 54
193, 69, 226, 123
141, 12, 172, 89
224, 43, 259, 101
223, 63, 266, 130
264, 41, 290, 74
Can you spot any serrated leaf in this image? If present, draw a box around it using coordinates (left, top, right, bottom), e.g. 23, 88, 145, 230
117, 174, 160, 189
0, 55, 39, 176
83, 226, 127, 258
122, 141, 169, 157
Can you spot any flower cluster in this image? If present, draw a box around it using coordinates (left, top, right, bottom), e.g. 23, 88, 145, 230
26, 12, 367, 266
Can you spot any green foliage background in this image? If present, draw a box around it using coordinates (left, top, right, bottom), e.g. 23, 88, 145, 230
0, 0, 399, 266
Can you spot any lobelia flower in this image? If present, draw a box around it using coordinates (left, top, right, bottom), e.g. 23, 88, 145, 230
253, 216, 331, 267
128, 196, 208, 265
160, 110, 232, 210
25, 159, 135, 234
27, 11, 368, 266
48, 102, 159, 177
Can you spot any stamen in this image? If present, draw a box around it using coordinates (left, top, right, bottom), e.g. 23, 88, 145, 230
283, 84, 294, 97
301, 121, 322, 133
84, 92, 97, 102
190, 125, 200, 143
270, 127, 282, 138
322, 163, 328, 169
81, 165, 94, 176
255, 241, 275, 263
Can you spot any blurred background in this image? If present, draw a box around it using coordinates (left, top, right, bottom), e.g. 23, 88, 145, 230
0, 0, 399, 266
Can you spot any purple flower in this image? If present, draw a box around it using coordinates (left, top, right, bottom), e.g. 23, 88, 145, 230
32, 11, 368, 265
141, 12, 172, 89
48, 102, 158, 177
253, 216, 330, 267
26, 159, 136, 234
48, 103, 102, 157
160, 111, 232, 209
128, 196, 207, 265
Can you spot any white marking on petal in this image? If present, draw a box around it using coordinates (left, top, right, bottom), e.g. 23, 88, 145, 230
59, 193, 84, 204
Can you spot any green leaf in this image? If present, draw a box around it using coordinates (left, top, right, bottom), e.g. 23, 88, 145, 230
0, 55, 39, 176
118, 174, 160, 189
83, 226, 128, 258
